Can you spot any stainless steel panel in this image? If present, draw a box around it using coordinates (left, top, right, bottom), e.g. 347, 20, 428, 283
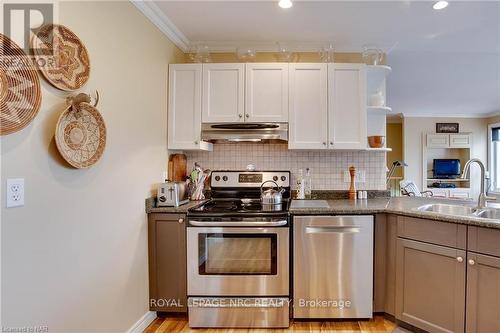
189, 219, 288, 227
201, 123, 288, 143
187, 227, 289, 296
293, 215, 373, 318
188, 297, 289, 328
210, 171, 290, 188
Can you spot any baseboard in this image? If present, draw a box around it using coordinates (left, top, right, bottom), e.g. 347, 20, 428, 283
127, 311, 157, 333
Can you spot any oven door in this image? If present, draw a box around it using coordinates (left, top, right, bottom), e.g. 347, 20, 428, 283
187, 226, 289, 296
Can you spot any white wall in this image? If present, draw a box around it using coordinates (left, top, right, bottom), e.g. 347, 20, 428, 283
1, 1, 183, 332
403, 117, 488, 200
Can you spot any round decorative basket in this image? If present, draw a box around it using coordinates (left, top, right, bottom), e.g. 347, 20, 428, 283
55, 103, 106, 168
0, 33, 42, 135
32, 24, 90, 91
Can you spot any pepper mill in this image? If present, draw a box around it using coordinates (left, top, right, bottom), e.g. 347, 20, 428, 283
348, 166, 357, 200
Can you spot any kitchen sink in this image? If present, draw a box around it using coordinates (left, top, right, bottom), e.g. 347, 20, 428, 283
416, 204, 477, 216
474, 208, 500, 220
416, 204, 500, 220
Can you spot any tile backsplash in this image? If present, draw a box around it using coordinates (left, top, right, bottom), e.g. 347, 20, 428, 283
185, 143, 387, 191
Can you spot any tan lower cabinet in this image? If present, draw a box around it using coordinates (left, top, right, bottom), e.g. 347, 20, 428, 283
148, 213, 187, 312
396, 238, 466, 333
466, 252, 500, 333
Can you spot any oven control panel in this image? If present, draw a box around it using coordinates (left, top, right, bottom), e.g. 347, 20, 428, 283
211, 171, 290, 188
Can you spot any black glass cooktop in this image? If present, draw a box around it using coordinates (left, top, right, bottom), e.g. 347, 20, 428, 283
188, 199, 289, 217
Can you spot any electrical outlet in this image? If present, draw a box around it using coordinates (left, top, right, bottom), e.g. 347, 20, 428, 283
6, 178, 24, 208
343, 170, 366, 183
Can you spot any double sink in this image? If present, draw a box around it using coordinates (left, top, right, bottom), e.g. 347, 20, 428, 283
417, 204, 500, 220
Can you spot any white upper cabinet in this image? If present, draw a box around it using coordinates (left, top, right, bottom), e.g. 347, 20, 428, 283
245, 63, 289, 122
202, 64, 245, 123
168, 64, 211, 151
288, 63, 328, 149
328, 64, 367, 150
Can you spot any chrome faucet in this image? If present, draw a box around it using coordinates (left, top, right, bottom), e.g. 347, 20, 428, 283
461, 158, 496, 209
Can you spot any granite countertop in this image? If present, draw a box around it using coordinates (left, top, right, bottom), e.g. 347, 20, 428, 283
290, 197, 500, 229
145, 197, 206, 214
146, 195, 500, 229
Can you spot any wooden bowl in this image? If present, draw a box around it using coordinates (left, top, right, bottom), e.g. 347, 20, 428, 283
368, 136, 386, 148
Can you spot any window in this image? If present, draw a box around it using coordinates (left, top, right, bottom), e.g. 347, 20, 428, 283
488, 123, 500, 195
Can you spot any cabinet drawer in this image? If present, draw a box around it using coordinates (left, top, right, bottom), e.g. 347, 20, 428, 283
450, 134, 471, 148
449, 190, 470, 199
427, 134, 449, 148
430, 189, 448, 198
397, 216, 466, 249
468, 226, 500, 257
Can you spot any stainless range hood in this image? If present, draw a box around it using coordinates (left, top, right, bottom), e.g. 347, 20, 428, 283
201, 123, 288, 143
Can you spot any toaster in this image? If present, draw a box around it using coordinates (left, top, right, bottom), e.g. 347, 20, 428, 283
157, 181, 189, 207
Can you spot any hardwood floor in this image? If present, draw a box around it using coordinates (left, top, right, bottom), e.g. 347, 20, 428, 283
144, 314, 399, 333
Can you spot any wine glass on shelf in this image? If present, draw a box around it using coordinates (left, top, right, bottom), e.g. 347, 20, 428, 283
362, 44, 383, 66
276, 42, 294, 62
319, 43, 335, 63
236, 47, 257, 62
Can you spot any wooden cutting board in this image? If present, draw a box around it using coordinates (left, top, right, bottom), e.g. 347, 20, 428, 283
168, 154, 187, 182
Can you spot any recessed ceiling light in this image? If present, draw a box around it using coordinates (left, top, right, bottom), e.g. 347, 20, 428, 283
433, 1, 449, 10
278, 0, 293, 9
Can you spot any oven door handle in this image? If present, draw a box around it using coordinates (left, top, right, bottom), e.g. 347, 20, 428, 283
189, 220, 288, 227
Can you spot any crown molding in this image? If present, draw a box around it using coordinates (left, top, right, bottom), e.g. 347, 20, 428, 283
131, 0, 190, 51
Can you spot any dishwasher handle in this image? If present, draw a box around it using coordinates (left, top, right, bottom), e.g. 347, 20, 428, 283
305, 226, 361, 234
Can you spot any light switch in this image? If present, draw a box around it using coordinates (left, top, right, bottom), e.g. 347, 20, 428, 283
6, 178, 24, 208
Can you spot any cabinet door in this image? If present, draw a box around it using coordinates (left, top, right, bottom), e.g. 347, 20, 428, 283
148, 214, 187, 312
245, 63, 289, 122
396, 238, 465, 333
168, 64, 203, 150
466, 252, 500, 333
202, 63, 245, 123
427, 134, 449, 148
288, 63, 328, 149
328, 64, 367, 149
450, 134, 471, 148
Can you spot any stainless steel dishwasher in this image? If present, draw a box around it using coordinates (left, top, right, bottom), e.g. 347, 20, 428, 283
293, 215, 373, 319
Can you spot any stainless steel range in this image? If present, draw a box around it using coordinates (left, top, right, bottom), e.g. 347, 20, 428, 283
186, 171, 291, 328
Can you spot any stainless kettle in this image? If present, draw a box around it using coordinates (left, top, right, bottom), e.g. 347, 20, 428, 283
260, 180, 285, 205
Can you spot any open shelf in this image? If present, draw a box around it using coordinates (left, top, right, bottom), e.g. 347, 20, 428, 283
366, 147, 392, 152
427, 178, 469, 182
367, 106, 392, 114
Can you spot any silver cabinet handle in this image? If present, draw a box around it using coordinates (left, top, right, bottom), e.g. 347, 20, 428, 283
245, 114, 250, 118
306, 226, 360, 234
457, 257, 463, 263
330, 142, 334, 146
322, 142, 327, 146
194, 141, 198, 145
178, 218, 184, 224
468, 259, 476, 265
238, 114, 243, 118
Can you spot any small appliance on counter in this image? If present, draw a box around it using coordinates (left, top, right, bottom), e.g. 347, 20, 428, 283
157, 181, 188, 207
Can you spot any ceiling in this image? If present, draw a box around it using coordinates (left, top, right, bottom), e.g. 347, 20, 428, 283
136, 0, 500, 117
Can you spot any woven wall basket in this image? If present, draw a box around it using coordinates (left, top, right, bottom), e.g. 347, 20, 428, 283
32, 24, 90, 91
55, 103, 106, 168
0, 34, 42, 135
